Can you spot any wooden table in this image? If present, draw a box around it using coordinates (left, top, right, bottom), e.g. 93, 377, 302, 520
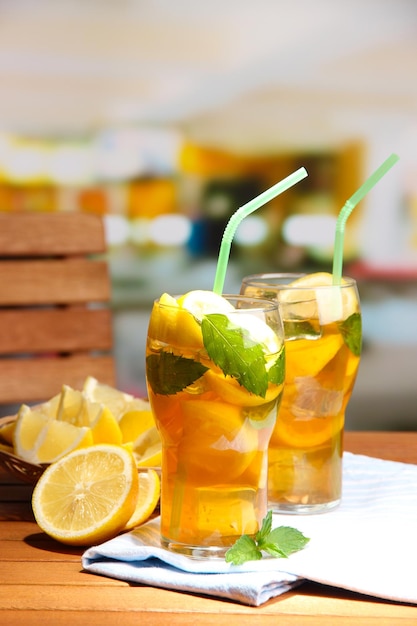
1, 432, 417, 625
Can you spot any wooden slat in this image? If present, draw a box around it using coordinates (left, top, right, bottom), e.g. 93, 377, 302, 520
0, 213, 107, 256
0, 355, 116, 404
0, 521, 36, 537
344, 431, 417, 464
0, 308, 113, 354
0, 259, 111, 305
0, 561, 124, 585
0, 583, 416, 625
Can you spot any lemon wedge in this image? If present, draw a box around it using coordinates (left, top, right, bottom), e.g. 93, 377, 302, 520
13, 405, 49, 461
35, 420, 94, 464
83, 376, 134, 421
119, 407, 156, 444
90, 405, 123, 445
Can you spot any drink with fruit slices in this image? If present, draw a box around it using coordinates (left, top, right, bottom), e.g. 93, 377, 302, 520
240, 273, 361, 513
146, 291, 285, 557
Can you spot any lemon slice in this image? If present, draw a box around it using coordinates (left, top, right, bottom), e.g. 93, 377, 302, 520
285, 333, 344, 377
205, 369, 281, 407
179, 400, 257, 479
278, 272, 357, 325
83, 376, 134, 421
123, 469, 160, 530
273, 407, 344, 449
32, 444, 139, 546
178, 290, 234, 320
227, 312, 283, 356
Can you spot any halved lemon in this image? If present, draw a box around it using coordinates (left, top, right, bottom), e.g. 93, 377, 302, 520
32, 444, 139, 546
123, 469, 160, 530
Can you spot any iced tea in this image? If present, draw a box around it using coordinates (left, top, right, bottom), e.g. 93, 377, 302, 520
146, 291, 285, 556
241, 273, 361, 513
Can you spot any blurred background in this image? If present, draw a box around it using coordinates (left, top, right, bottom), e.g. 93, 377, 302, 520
0, 0, 416, 430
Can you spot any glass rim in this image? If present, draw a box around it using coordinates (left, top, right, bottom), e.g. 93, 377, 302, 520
155, 293, 281, 313
241, 272, 357, 290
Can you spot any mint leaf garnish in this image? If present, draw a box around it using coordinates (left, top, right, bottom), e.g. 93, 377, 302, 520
267, 349, 285, 385
146, 352, 208, 395
339, 312, 362, 356
225, 510, 309, 565
224, 535, 262, 565
256, 508, 273, 541
201, 313, 269, 397
260, 526, 310, 558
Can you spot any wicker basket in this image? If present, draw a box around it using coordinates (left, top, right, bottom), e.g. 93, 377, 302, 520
0, 415, 47, 484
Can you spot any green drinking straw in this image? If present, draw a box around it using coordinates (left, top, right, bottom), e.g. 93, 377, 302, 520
213, 167, 308, 294
332, 152, 400, 285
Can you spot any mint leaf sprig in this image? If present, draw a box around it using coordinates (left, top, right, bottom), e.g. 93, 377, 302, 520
339, 312, 362, 357
201, 313, 269, 397
225, 511, 309, 565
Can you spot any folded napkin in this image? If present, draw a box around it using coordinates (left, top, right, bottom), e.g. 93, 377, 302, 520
82, 452, 417, 606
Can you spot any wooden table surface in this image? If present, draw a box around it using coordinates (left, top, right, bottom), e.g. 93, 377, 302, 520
1, 431, 417, 625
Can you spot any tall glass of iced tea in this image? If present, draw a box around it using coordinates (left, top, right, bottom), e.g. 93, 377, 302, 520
240, 273, 361, 513
146, 290, 285, 557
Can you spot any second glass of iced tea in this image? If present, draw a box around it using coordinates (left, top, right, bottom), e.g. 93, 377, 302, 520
241, 273, 361, 513
146, 291, 285, 557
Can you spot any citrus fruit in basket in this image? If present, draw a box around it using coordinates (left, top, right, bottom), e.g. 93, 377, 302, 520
32, 444, 139, 546
14, 404, 94, 464
7, 377, 162, 470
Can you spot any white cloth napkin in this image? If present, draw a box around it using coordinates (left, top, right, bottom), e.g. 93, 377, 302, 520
82, 452, 417, 606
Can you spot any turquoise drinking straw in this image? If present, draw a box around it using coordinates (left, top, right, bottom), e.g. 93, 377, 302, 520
332, 153, 400, 285
213, 167, 308, 294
